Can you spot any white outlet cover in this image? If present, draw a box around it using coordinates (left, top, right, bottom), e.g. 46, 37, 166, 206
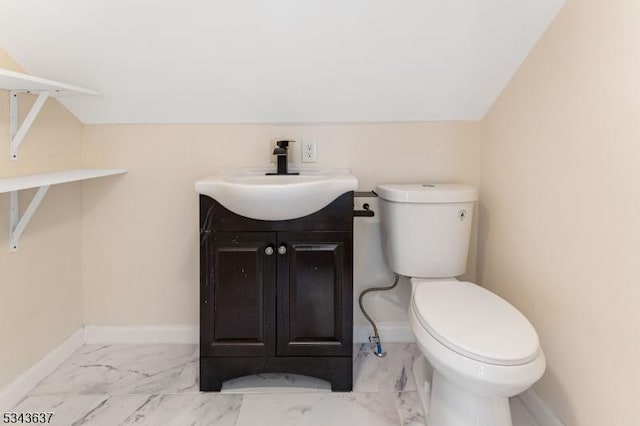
302, 140, 318, 163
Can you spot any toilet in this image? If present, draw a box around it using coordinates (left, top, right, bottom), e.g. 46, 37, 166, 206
376, 183, 545, 426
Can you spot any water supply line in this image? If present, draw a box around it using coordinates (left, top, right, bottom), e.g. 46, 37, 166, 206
358, 273, 400, 358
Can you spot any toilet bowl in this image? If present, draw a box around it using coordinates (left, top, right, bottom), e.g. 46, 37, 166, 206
376, 183, 545, 426
409, 279, 545, 426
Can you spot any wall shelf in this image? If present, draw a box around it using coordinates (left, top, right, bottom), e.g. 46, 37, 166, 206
0, 69, 101, 96
0, 169, 126, 194
1, 169, 127, 251
0, 68, 100, 161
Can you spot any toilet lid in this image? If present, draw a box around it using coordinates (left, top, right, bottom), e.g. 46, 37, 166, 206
412, 280, 540, 366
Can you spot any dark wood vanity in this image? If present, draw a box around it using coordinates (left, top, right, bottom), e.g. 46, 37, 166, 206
199, 192, 354, 391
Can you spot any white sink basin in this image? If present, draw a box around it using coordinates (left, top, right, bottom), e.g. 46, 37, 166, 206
195, 168, 358, 220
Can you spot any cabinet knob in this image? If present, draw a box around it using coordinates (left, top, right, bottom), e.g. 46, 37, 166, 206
265, 246, 274, 256
277, 245, 287, 255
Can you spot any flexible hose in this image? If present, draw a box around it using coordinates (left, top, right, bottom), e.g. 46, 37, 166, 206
358, 274, 400, 342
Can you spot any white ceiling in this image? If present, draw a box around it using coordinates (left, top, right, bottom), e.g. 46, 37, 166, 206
0, 0, 565, 124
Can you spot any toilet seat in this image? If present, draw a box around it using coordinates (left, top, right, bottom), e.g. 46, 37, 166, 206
411, 279, 540, 366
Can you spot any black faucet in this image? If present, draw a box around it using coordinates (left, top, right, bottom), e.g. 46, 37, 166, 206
267, 140, 299, 175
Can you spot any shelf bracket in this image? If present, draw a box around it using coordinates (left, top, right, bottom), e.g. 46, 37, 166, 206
9, 185, 50, 252
9, 90, 50, 161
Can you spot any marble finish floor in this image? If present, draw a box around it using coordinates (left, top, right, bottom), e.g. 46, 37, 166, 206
13, 343, 538, 426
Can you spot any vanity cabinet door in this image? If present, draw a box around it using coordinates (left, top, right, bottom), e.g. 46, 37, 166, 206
276, 231, 353, 357
201, 232, 276, 357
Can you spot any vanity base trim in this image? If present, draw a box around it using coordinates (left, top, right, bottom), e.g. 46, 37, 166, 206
200, 356, 352, 392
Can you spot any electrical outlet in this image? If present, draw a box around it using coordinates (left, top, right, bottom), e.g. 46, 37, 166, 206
302, 139, 318, 163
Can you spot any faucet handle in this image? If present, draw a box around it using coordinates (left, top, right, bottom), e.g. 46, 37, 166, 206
276, 140, 295, 148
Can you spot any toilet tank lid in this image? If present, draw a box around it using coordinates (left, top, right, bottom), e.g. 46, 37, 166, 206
376, 184, 477, 203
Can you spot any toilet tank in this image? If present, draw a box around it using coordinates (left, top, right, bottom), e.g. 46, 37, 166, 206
376, 184, 477, 278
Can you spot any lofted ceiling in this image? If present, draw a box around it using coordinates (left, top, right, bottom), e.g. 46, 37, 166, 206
0, 0, 565, 124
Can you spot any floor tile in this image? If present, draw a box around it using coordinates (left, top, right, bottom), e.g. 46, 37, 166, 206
235, 392, 400, 426
170, 349, 199, 393
30, 344, 195, 395
12, 395, 110, 426
120, 393, 242, 426
353, 343, 422, 392
393, 392, 426, 426
68, 395, 151, 426
510, 397, 541, 426
13, 393, 242, 426
14, 342, 543, 426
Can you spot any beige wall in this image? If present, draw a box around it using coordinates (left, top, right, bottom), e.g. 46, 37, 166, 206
480, 0, 640, 425
0, 51, 84, 388
80, 123, 480, 325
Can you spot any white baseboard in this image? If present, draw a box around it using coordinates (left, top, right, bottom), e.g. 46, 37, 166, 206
354, 322, 415, 343
0, 329, 84, 412
517, 388, 565, 426
83, 325, 198, 344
